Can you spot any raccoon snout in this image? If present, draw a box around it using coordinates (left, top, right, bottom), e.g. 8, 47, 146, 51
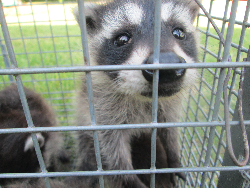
142, 52, 186, 83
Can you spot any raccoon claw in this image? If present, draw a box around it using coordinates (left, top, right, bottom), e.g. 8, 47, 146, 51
169, 172, 186, 187
176, 172, 186, 181
170, 173, 177, 187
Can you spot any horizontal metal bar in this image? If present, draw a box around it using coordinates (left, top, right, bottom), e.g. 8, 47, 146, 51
198, 14, 250, 27
199, 14, 226, 21
199, 29, 249, 54
200, 46, 220, 59
0, 62, 250, 75
1, 165, 250, 179
0, 120, 250, 134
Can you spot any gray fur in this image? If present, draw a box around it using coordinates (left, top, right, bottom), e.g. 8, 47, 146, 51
73, 0, 200, 187
72, 0, 199, 188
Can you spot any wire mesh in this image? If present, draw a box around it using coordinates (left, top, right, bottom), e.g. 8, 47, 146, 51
0, 0, 250, 188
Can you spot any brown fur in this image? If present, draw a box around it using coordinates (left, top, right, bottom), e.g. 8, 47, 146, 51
0, 84, 69, 185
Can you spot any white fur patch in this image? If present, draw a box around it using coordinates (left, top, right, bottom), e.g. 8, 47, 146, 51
102, 8, 123, 38
161, 3, 175, 22
162, 3, 195, 32
173, 44, 195, 64
123, 3, 143, 25
24, 133, 45, 152
102, 3, 143, 39
118, 46, 150, 95
173, 44, 197, 80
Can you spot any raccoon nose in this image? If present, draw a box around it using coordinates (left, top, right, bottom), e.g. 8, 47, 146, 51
142, 52, 186, 83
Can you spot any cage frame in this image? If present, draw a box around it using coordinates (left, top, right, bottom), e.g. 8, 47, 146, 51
0, 0, 250, 188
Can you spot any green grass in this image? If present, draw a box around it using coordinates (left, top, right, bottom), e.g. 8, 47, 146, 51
0, 25, 85, 126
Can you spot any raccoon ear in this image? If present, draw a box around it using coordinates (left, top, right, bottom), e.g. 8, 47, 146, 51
73, 4, 100, 31
188, 0, 200, 22
24, 133, 45, 152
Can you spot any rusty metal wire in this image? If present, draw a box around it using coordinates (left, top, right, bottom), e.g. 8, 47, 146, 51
194, 0, 248, 167
223, 45, 250, 167
224, 67, 249, 166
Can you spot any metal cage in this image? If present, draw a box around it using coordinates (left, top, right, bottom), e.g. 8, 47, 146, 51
0, 0, 250, 188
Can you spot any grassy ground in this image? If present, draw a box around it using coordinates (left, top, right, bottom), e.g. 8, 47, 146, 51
0, 25, 84, 125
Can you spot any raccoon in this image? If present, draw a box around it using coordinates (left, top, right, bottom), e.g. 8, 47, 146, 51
73, 0, 199, 187
0, 84, 69, 185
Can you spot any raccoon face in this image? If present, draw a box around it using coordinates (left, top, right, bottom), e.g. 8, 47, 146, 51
75, 0, 199, 98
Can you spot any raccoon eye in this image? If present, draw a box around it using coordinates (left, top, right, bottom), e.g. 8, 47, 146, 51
114, 33, 131, 47
172, 28, 185, 40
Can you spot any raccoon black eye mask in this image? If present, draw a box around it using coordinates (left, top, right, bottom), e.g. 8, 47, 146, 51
73, 0, 199, 187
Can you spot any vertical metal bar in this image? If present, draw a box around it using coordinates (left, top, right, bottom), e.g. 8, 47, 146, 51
194, 70, 204, 122
228, 70, 238, 107
236, 0, 250, 62
195, 1, 216, 186
13, 3, 36, 89
217, 0, 230, 62
0, 35, 14, 82
180, 90, 193, 173
62, 0, 77, 91
0, 2, 51, 187
186, 128, 196, 186
0, 6, 18, 68
150, 0, 161, 187
194, 68, 219, 187
228, 0, 250, 109
196, 5, 200, 28
28, 0, 53, 106
16, 78, 51, 188
191, 69, 204, 187
45, 1, 69, 126
77, 1, 104, 187
227, 0, 250, 113
209, 128, 225, 187
202, 0, 214, 63
200, 0, 239, 187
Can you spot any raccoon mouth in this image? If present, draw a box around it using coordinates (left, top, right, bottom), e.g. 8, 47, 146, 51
141, 87, 181, 98
140, 81, 183, 97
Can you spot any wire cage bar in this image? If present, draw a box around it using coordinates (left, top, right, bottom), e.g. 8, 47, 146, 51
0, 0, 250, 188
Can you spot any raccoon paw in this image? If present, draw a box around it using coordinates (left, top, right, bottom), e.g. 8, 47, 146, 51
176, 171, 186, 181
